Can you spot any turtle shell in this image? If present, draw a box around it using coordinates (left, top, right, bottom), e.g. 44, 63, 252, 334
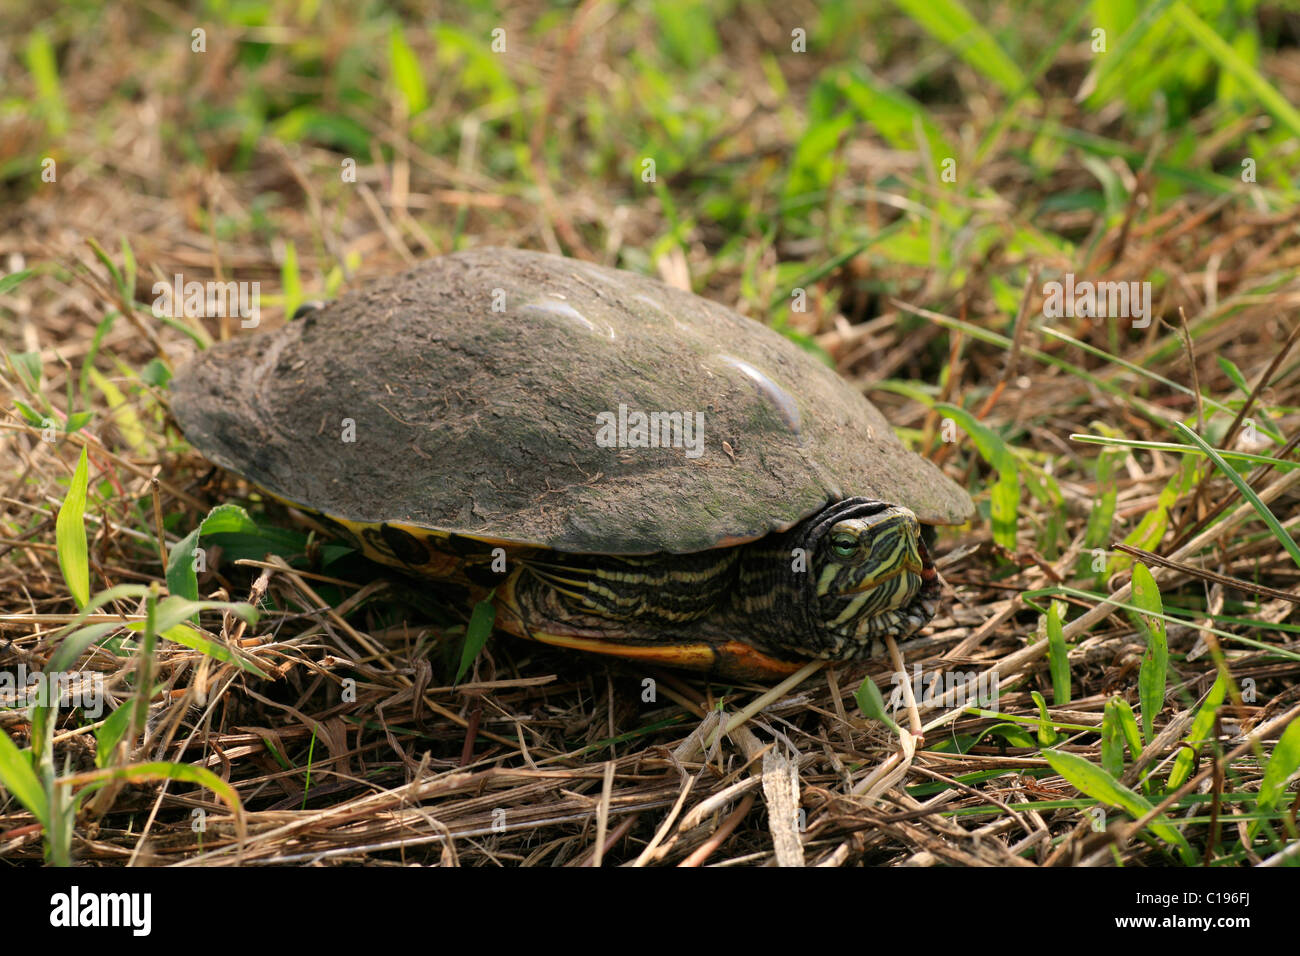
171, 248, 973, 554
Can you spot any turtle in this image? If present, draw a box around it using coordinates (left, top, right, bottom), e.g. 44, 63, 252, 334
170, 248, 974, 680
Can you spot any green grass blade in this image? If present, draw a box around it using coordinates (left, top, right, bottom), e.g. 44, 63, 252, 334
85, 238, 127, 301
1046, 600, 1071, 705
55, 446, 91, 609
1101, 697, 1126, 777
94, 704, 135, 769
888, 0, 1028, 95
0, 268, 34, 295
1112, 695, 1144, 762
12, 399, 45, 426
455, 596, 496, 685
149, 595, 257, 634
935, 403, 1019, 547
1173, 421, 1300, 570
975, 2, 1091, 165
1079, 0, 1176, 107
23, 29, 67, 136
1024, 584, 1300, 664
388, 25, 428, 115
1043, 748, 1194, 861
1031, 690, 1058, 746
1170, 1, 1300, 139
1072, 435, 1295, 472
855, 675, 902, 734
281, 240, 301, 321
41, 584, 148, 644
1167, 671, 1229, 790
1131, 563, 1167, 743
68, 761, 244, 826
903, 305, 1175, 427
134, 584, 159, 736
837, 67, 956, 161
1045, 328, 1269, 437
10, 350, 43, 389
1256, 718, 1300, 813
89, 367, 147, 452
1111, 457, 1198, 574
47, 622, 118, 675
0, 729, 47, 827
1215, 355, 1252, 396
119, 238, 137, 298
1250, 717, 1300, 841
124, 620, 268, 678
166, 503, 263, 621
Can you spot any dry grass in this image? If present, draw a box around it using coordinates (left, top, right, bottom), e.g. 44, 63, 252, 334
2, 2, 1299, 867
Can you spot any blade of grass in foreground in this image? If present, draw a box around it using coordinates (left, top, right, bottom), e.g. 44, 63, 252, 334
1046, 600, 1071, 706
166, 503, 262, 621
1072, 435, 1297, 472
1170, 1, 1300, 139
1101, 696, 1144, 779
388, 25, 428, 116
1023, 584, 1300, 664
896, 302, 1175, 427
123, 620, 267, 678
0, 268, 33, 294
935, 403, 1019, 548
1173, 422, 1300, 570
1077, 0, 1176, 106
55, 446, 91, 609
888, 0, 1028, 96
1249, 718, 1300, 842
24, 29, 67, 136
1131, 563, 1167, 744
1100, 699, 1126, 778
855, 675, 902, 735
281, 240, 302, 321
1043, 748, 1195, 863
1167, 672, 1229, 791
63, 761, 246, 846
0, 729, 47, 829
1045, 328, 1278, 440
455, 596, 496, 685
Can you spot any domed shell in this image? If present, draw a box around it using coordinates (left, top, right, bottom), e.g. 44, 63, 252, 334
171, 248, 973, 554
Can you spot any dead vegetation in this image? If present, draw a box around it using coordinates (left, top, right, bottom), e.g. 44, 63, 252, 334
2, 2, 1299, 867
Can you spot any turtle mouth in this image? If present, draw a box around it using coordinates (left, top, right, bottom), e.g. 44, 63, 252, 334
840, 554, 927, 594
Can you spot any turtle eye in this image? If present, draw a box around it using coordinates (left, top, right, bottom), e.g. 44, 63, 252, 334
830, 532, 859, 558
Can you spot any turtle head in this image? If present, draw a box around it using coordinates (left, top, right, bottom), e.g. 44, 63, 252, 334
740, 498, 941, 661
810, 500, 939, 653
